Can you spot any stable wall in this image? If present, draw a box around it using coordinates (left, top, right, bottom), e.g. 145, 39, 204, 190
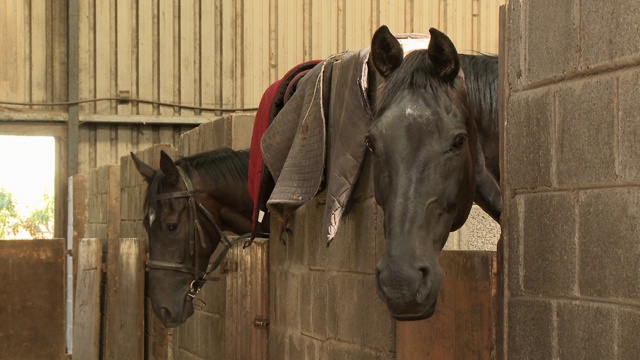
501, 1, 640, 358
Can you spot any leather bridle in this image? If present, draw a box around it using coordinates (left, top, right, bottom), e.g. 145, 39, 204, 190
145, 166, 240, 299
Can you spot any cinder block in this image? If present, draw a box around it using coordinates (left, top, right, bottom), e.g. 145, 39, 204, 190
350, 156, 375, 202
209, 117, 232, 150
506, 0, 524, 91
230, 113, 255, 150
348, 197, 380, 274
618, 307, 640, 360
303, 336, 321, 360
507, 297, 554, 360
526, 0, 579, 83
300, 271, 328, 340
326, 273, 395, 352
287, 333, 303, 360
580, 0, 640, 68
618, 69, 640, 180
197, 121, 216, 153
269, 328, 286, 360
506, 195, 523, 294
321, 339, 395, 360
557, 77, 616, 185
271, 269, 301, 329
287, 205, 307, 266
505, 89, 553, 189
578, 188, 640, 300
269, 220, 288, 268
557, 301, 616, 359
522, 192, 577, 295
306, 192, 353, 271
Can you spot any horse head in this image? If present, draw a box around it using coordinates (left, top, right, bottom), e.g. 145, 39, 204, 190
131, 149, 253, 327
368, 26, 496, 320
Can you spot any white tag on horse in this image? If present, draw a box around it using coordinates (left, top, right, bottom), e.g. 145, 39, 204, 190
258, 210, 265, 223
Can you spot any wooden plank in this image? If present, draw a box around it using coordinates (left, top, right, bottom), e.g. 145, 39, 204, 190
158, 0, 174, 115
225, 238, 269, 360
117, 125, 133, 162
221, 0, 236, 108
73, 238, 103, 360
201, 0, 217, 117
396, 251, 498, 360
180, 0, 195, 116
241, 0, 269, 108
71, 174, 88, 297
0, 240, 66, 359
117, 0, 132, 115
52, 0, 68, 111
138, 0, 154, 115
102, 165, 122, 360
96, 0, 115, 114
114, 238, 145, 360
30, 1, 47, 105
78, 0, 95, 113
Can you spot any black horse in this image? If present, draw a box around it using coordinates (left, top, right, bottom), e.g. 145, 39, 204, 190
367, 26, 501, 320
131, 148, 266, 327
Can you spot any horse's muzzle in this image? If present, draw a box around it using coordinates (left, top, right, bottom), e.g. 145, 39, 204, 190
375, 262, 441, 321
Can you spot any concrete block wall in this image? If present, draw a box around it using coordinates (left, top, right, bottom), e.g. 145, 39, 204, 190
120, 113, 254, 360
269, 151, 500, 359
171, 113, 256, 360
269, 156, 397, 359
502, 1, 640, 358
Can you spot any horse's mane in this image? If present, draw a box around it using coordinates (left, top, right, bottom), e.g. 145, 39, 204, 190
375, 50, 469, 116
143, 148, 249, 215
375, 50, 499, 136
176, 148, 249, 185
459, 54, 499, 137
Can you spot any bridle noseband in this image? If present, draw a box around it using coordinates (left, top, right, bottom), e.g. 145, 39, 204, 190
145, 166, 239, 299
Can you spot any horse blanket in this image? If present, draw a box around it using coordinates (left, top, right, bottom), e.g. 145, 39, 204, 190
257, 48, 373, 245
251, 34, 430, 245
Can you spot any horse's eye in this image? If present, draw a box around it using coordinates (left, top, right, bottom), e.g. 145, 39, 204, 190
166, 223, 179, 233
451, 134, 467, 151
365, 137, 375, 152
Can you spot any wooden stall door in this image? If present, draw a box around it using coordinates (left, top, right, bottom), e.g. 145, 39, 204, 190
397, 251, 498, 360
225, 238, 269, 360
0, 239, 66, 359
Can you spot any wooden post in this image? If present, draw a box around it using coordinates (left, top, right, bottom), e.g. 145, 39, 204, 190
225, 238, 270, 360
396, 251, 498, 360
73, 238, 103, 360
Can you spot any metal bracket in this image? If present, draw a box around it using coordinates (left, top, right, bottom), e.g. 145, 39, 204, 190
253, 316, 270, 328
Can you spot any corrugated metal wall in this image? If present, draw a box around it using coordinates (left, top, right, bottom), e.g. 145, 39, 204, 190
1, 0, 505, 173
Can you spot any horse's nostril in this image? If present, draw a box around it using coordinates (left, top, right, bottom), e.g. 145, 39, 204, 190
419, 267, 429, 279
416, 267, 431, 302
160, 307, 171, 320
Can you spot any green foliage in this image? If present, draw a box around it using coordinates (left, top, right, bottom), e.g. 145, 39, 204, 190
18, 193, 54, 238
0, 188, 18, 238
0, 189, 54, 239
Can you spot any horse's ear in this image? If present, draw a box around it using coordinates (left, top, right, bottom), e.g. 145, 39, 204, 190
427, 28, 460, 83
159, 150, 180, 186
371, 25, 404, 78
130, 152, 156, 183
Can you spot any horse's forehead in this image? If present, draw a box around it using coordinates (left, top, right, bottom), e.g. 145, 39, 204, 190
375, 93, 462, 135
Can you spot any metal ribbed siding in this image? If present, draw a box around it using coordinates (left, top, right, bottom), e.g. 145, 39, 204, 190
73, 0, 505, 115
1, 0, 505, 172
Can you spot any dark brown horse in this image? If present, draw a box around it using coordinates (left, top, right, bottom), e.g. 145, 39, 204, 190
131, 148, 267, 327
367, 26, 501, 320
